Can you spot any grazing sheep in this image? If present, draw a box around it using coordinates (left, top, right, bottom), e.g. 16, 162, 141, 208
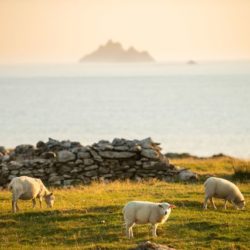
123, 201, 176, 238
8, 176, 55, 213
203, 177, 245, 210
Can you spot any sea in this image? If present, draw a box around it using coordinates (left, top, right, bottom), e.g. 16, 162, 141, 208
0, 61, 249, 158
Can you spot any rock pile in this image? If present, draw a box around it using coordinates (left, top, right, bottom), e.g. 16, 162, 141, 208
0, 138, 197, 187
131, 241, 176, 250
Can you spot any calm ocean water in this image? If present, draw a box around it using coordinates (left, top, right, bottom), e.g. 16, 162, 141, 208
0, 62, 250, 158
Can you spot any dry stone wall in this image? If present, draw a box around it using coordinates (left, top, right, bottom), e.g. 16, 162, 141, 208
0, 138, 197, 187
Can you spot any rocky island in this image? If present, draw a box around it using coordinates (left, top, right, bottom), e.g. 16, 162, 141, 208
80, 40, 155, 63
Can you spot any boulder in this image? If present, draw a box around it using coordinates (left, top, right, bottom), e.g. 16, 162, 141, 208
57, 150, 76, 163
14, 144, 35, 155
0, 146, 6, 155
178, 169, 198, 181
132, 241, 175, 250
141, 149, 159, 159
77, 151, 91, 159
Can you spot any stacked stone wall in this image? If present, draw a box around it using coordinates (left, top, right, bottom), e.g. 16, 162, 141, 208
0, 137, 197, 187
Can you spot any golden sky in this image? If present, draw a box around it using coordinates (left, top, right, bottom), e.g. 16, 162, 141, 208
0, 0, 250, 63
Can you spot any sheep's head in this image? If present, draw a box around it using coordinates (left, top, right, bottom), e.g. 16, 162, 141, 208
45, 193, 55, 208
158, 203, 176, 215
236, 200, 245, 210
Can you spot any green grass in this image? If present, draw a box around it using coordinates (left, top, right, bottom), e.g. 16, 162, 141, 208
0, 157, 249, 250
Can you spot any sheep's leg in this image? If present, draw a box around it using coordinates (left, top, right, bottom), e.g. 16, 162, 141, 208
12, 193, 19, 213
203, 196, 209, 209
210, 198, 217, 210
12, 200, 16, 213
231, 201, 239, 210
223, 200, 227, 210
129, 226, 134, 238
16, 202, 20, 211
126, 222, 134, 239
152, 224, 158, 237
39, 197, 43, 208
32, 199, 36, 208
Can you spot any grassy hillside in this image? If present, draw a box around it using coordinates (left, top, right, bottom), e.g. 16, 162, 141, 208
0, 157, 249, 250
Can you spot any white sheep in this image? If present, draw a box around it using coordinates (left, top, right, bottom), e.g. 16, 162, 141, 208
203, 177, 245, 210
8, 176, 55, 213
123, 201, 176, 238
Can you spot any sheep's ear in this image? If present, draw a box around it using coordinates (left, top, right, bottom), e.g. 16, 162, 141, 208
169, 204, 176, 209
49, 192, 53, 196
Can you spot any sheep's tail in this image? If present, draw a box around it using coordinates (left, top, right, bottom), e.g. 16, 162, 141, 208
8, 179, 15, 190
204, 178, 210, 187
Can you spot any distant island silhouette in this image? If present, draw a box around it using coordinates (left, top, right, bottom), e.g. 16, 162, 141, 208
80, 40, 155, 63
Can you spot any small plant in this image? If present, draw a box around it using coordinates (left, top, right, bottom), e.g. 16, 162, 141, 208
232, 160, 250, 180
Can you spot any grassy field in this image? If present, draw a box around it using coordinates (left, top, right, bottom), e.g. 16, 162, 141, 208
0, 157, 249, 250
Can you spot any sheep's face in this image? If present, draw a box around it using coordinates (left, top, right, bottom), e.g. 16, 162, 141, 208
237, 200, 245, 210
158, 203, 176, 216
45, 193, 55, 208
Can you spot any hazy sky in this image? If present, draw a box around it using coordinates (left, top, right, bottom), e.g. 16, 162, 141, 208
0, 0, 250, 63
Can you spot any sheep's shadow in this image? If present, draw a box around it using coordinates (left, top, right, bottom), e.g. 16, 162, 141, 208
0, 205, 125, 246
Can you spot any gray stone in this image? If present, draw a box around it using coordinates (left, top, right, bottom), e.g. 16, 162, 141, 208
59, 165, 72, 173
84, 165, 98, 171
84, 170, 98, 177
112, 138, 126, 146
98, 151, 136, 159
113, 145, 129, 151
8, 161, 23, 170
141, 149, 159, 159
57, 150, 75, 163
19, 169, 32, 175
0, 146, 6, 154
63, 179, 74, 186
127, 168, 136, 172
178, 169, 198, 181
94, 141, 113, 151
2, 155, 10, 162
14, 144, 35, 155
10, 170, 19, 175
102, 174, 113, 178
89, 150, 103, 162
48, 175, 62, 183
133, 241, 175, 250
142, 161, 156, 169
98, 167, 110, 174
77, 151, 91, 159
63, 174, 72, 178
75, 159, 83, 165
70, 167, 81, 173
36, 141, 46, 149
84, 159, 94, 166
